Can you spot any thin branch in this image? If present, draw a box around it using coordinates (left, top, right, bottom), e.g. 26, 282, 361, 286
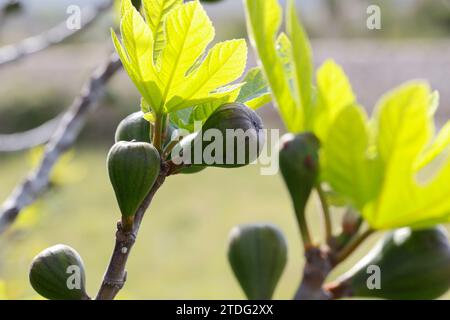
0, 0, 112, 68
294, 229, 374, 300
316, 184, 332, 243
294, 246, 333, 300
0, 53, 122, 235
335, 228, 375, 264
0, 114, 62, 152
162, 139, 179, 160
96, 164, 169, 300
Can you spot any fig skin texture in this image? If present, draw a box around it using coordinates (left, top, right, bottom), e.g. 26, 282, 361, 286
228, 223, 287, 300
279, 132, 320, 226
107, 141, 160, 218
180, 103, 265, 168
115, 111, 177, 146
340, 226, 450, 300
29, 244, 88, 300
115, 111, 151, 144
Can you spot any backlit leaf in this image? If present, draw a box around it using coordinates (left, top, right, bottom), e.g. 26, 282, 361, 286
244, 0, 301, 132
167, 39, 247, 112
314, 59, 356, 143
323, 104, 381, 209
114, 0, 249, 117
287, 0, 313, 124
142, 0, 181, 63
236, 67, 271, 110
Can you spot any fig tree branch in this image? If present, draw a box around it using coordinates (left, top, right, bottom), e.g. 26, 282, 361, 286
0, 114, 62, 152
316, 184, 333, 243
295, 227, 374, 300
294, 247, 333, 300
335, 228, 375, 264
0, 53, 122, 235
0, 0, 112, 68
96, 164, 169, 300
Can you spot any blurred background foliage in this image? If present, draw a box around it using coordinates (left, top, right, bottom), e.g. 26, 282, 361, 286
0, 0, 449, 299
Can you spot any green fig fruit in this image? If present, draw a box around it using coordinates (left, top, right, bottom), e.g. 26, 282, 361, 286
339, 226, 450, 300
115, 111, 177, 146
115, 111, 151, 144
176, 103, 265, 168
167, 132, 206, 174
228, 223, 287, 300
29, 244, 88, 300
279, 133, 319, 238
107, 141, 160, 220
178, 165, 206, 175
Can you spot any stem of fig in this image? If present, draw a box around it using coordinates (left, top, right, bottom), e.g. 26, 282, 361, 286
152, 114, 164, 152
161, 114, 169, 143
335, 228, 375, 264
295, 205, 312, 248
121, 215, 134, 232
316, 184, 332, 243
162, 139, 179, 160
96, 163, 169, 300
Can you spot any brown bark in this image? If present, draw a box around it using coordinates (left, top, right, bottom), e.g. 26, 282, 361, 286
96, 164, 168, 300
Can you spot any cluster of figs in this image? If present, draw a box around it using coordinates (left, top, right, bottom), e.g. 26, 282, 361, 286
108, 103, 265, 229
227, 223, 450, 300
26, 101, 450, 300
226, 133, 450, 300
28, 102, 265, 300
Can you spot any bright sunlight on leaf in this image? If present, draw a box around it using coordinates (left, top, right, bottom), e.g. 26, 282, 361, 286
323, 104, 381, 210
245, 0, 450, 231
112, 0, 260, 121
244, 0, 318, 133
313, 59, 356, 144
236, 67, 271, 110
324, 82, 450, 229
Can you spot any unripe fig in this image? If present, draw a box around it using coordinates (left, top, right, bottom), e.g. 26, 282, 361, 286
29, 244, 88, 300
115, 112, 177, 146
115, 111, 151, 143
338, 226, 450, 299
178, 165, 206, 174
279, 133, 319, 233
177, 103, 265, 168
107, 141, 160, 219
228, 224, 287, 300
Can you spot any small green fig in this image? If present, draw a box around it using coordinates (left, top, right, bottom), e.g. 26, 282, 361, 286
177, 103, 265, 168
338, 226, 450, 300
115, 111, 177, 146
115, 111, 151, 143
228, 224, 287, 300
279, 133, 319, 236
107, 141, 160, 220
178, 165, 206, 175
29, 244, 88, 300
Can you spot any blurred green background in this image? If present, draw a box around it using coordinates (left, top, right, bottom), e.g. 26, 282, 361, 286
0, 0, 449, 299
